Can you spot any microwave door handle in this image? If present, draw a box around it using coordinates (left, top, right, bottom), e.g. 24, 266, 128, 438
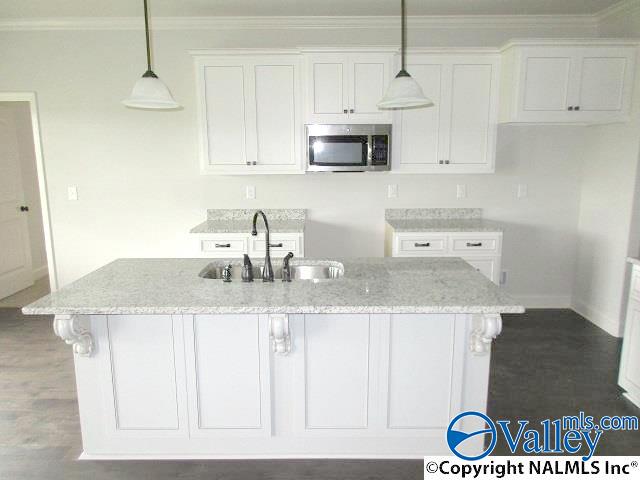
367, 135, 373, 166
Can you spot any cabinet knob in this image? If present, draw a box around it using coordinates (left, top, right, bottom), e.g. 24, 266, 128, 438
20, 205, 29, 212
414, 242, 431, 247
466, 242, 483, 247
343, 109, 348, 114
246, 161, 251, 165
439, 160, 444, 165
269, 243, 284, 248
574, 106, 580, 111
253, 161, 257, 165
568, 106, 574, 111
445, 160, 450, 165
349, 109, 354, 114
215, 243, 231, 248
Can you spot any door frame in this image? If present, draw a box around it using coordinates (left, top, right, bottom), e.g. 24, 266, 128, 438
0, 92, 58, 291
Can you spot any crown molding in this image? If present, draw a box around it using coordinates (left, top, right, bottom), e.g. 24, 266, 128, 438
0, 14, 600, 32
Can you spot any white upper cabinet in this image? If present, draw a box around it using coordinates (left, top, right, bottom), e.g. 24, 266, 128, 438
194, 51, 304, 174
499, 42, 637, 124
392, 54, 500, 174
304, 51, 394, 124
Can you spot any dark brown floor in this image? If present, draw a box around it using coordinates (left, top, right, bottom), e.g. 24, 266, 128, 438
0, 308, 638, 479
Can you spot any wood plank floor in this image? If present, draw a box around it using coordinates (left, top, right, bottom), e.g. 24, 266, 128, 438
0, 308, 638, 479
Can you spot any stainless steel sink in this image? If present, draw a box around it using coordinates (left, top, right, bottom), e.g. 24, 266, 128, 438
199, 263, 343, 281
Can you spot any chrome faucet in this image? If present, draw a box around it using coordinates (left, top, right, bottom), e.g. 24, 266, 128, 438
282, 252, 294, 282
251, 210, 274, 282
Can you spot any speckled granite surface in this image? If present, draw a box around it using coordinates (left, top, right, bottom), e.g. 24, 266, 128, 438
22, 258, 524, 315
385, 208, 503, 232
191, 209, 306, 234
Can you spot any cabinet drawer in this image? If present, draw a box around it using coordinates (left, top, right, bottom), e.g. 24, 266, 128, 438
395, 235, 448, 256
201, 238, 246, 255
250, 234, 302, 256
450, 234, 501, 254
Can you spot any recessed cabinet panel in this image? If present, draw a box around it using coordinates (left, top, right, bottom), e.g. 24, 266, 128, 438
578, 57, 627, 111
522, 57, 572, 112
387, 314, 456, 429
398, 64, 442, 165
107, 315, 180, 430
352, 62, 386, 114
192, 315, 263, 429
255, 65, 297, 166
303, 314, 370, 429
204, 66, 247, 166
449, 64, 492, 165
313, 63, 345, 115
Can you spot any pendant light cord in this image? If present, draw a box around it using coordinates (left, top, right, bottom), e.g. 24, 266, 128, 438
401, 0, 406, 72
142, 0, 158, 78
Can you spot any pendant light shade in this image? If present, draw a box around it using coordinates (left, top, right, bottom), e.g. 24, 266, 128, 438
378, 0, 433, 110
123, 0, 180, 110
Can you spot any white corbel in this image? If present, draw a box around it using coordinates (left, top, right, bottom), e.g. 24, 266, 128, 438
269, 314, 291, 355
470, 313, 502, 355
53, 314, 94, 357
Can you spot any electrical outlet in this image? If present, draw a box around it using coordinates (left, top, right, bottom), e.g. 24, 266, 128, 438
456, 184, 467, 199
517, 184, 528, 199
245, 185, 256, 200
67, 186, 78, 201
387, 184, 398, 199
500, 270, 507, 286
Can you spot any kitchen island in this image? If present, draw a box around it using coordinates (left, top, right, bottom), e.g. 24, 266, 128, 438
23, 257, 524, 459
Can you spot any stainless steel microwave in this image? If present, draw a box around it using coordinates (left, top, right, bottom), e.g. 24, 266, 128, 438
305, 124, 391, 172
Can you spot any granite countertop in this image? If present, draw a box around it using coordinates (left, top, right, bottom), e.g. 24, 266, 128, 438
190, 208, 306, 234
385, 208, 504, 232
23, 258, 524, 316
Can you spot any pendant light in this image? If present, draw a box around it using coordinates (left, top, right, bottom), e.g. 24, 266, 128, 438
377, 0, 433, 109
123, 0, 179, 109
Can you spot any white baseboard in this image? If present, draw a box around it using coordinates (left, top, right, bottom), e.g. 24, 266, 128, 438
511, 294, 572, 309
32, 265, 48, 281
572, 299, 623, 338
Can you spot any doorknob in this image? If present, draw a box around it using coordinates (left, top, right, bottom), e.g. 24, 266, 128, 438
20, 205, 29, 212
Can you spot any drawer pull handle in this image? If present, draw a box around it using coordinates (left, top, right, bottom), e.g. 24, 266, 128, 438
269, 243, 284, 248
414, 242, 431, 247
466, 242, 483, 247
215, 243, 231, 248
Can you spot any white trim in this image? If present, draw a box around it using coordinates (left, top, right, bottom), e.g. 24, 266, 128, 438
0, 92, 58, 292
78, 452, 429, 460
572, 298, 623, 338
32, 264, 48, 281
0, 14, 599, 32
511, 294, 572, 309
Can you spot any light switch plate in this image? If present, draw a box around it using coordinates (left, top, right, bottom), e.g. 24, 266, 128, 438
517, 184, 528, 199
456, 184, 467, 199
245, 186, 256, 200
387, 184, 398, 199
67, 186, 78, 201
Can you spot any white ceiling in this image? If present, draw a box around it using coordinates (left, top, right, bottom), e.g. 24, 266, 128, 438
0, 0, 625, 18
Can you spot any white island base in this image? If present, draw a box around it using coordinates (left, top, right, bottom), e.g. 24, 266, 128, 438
55, 312, 501, 459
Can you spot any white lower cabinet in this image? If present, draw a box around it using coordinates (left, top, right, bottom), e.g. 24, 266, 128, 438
619, 264, 640, 407
387, 229, 503, 284
195, 232, 304, 258
75, 312, 495, 458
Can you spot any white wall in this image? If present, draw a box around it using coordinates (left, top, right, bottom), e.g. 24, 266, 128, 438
0, 19, 602, 305
3, 101, 48, 279
571, 3, 640, 336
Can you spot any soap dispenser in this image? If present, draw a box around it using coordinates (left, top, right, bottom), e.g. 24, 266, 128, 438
241, 254, 254, 282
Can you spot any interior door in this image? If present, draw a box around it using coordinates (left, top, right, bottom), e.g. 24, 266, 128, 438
0, 105, 33, 299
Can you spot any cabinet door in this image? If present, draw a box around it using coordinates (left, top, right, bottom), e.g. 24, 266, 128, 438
252, 61, 301, 169
203, 64, 249, 167
516, 48, 577, 122
184, 314, 272, 436
447, 63, 496, 167
619, 300, 640, 406
394, 62, 444, 170
349, 54, 393, 123
306, 54, 349, 123
574, 47, 636, 122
